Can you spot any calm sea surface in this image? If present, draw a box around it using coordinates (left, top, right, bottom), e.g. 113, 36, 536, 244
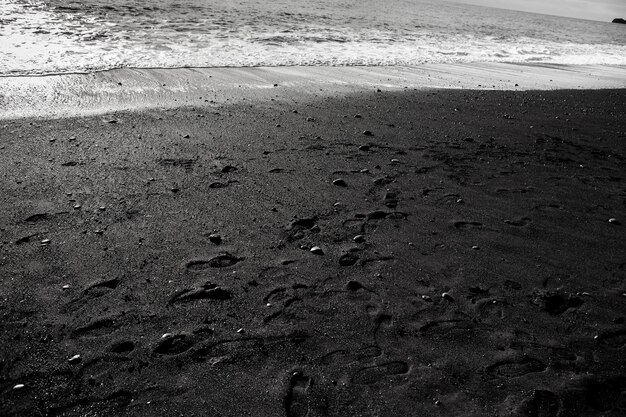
2, 0, 625, 75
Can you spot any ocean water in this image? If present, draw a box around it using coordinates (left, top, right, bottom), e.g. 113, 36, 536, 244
1, 0, 625, 75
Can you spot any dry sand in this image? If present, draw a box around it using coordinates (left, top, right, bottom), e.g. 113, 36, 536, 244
1, 65, 626, 416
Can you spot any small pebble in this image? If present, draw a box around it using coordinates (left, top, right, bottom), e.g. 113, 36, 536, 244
13, 384, 25, 390
608, 218, 620, 224
456, 199, 464, 204
161, 333, 172, 339
68, 354, 81, 364
73, 204, 81, 210
237, 328, 245, 333
441, 292, 455, 302
62, 284, 70, 290
40, 239, 50, 245
421, 295, 432, 302
435, 400, 441, 406
359, 168, 369, 173
310, 246, 324, 255
353, 235, 365, 243
362, 130, 373, 136
332, 179, 347, 187
358, 145, 371, 151
472, 245, 480, 250
98, 206, 106, 211
390, 159, 400, 164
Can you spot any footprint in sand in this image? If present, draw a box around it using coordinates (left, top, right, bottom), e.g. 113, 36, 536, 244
63, 277, 121, 313
504, 217, 532, 227
320, 345, 382, 366
531, 290, 584, 315
185, 253, 242, 270
263, 286, 303, 324
486, 356, 546, 378
109, 340, 135, 354
339, 253, 359, 267
157, 158, 195, 172
153, 333, 195, 356
168, 283, 232, 304
595, 328, 626, 349
284, 217, 320, 242
285, 372, 313, 417
23, 211, 69, 224
71, 316, 120, 338
453, 220, 483, 229
351, 361, 409, 385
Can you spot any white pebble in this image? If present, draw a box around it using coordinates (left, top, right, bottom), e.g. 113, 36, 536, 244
472, 245, 480, 250
310, 246, 324, 255
68, 354, 81, 364
62, 284, 70, 290
441, 292, 455, 302
13, 384, 25, 390
40, 239, 51, 245
237, 328, 245, 333
161, 333, 172, 339
608, 218, 618, 224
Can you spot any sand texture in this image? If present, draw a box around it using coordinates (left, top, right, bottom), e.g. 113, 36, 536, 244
1, 87, 626, 416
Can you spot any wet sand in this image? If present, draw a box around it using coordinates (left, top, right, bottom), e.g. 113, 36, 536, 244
1, 63, 625, 119
1, 77, 626, 416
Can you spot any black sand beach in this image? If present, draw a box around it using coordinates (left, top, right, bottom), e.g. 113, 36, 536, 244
1, 79, 626, 416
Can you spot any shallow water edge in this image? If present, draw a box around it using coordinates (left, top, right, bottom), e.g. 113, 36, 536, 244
1, 63, 625, 120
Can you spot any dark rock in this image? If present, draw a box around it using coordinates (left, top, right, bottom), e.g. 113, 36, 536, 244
612, 18, 626, 24
346, 280, 364, 291
208, 234, 222, 245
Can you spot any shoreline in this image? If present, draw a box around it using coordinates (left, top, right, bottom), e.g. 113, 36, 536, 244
1, 63, 626, 120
